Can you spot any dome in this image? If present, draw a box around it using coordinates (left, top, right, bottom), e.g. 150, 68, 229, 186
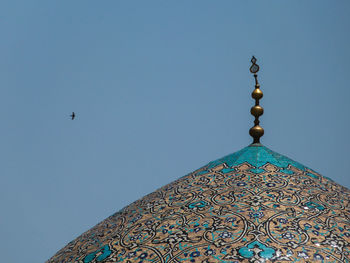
47, 58, 350, 262
47, 144, 350, 263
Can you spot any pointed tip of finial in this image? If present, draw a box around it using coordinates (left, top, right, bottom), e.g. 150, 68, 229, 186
249, 56, 264, 144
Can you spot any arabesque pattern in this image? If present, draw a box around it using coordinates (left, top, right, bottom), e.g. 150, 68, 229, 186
48, 145, 350, 263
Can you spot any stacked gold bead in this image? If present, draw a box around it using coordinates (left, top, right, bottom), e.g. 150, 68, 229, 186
249, 57, 264, 144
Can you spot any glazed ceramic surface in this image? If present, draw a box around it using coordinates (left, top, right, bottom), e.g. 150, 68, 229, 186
48, 145, 350, 263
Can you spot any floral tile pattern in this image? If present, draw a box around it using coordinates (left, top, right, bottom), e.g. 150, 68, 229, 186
47, 144, 350, 263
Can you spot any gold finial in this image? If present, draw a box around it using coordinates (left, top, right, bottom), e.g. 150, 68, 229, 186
249, 56, 264, 144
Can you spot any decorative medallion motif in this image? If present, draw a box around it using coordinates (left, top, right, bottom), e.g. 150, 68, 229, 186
47, 145, 350, 263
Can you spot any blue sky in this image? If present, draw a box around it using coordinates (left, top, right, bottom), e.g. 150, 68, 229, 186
1, 1, 349, 262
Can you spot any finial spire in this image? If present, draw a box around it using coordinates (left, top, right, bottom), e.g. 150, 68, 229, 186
249, 56, 264, 144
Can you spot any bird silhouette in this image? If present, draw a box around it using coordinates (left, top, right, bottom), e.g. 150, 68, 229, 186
70, 112, 75, 120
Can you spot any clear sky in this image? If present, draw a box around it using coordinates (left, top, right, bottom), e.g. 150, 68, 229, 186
1, 1, 349, 262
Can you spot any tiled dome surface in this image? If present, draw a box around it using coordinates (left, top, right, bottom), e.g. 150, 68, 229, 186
48, 144, 350, 263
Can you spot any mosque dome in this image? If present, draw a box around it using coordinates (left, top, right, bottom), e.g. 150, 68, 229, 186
47, 58, 350, 263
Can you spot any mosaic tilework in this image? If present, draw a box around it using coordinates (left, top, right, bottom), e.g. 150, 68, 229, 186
47, 145, 350, 262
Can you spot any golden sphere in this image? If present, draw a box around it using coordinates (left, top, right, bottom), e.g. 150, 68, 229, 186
252, 88, 263, 100
251, 105, 264, 117
249, 125, 264, 138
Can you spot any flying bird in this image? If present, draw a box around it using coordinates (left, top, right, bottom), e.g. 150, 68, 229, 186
70, 112, 75, 120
